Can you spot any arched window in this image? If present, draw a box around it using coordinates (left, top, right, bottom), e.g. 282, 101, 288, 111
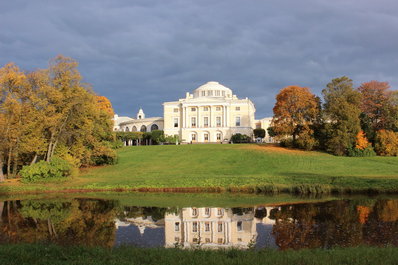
125, 127, 130, 132
151, 124, 159, 131
132, 126, 137, 132
140, 125, 147, 132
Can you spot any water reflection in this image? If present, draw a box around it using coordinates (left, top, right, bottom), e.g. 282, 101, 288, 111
1, 198, 398, 250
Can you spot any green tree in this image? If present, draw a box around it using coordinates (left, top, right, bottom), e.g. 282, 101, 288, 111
322, 77, 362, 155
253, 129, 266, 139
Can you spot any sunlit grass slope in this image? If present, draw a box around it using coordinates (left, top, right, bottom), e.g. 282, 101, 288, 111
78, 144, 398, 191
2, 144, 398, 194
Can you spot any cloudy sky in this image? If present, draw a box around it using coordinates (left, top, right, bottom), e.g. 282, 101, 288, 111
1, 0, 398, 118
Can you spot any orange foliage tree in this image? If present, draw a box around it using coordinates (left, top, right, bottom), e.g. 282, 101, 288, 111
358, 81, 394, 142
355, 131, 370, 150
271, 85, 320, 150
96, 96, 114, 117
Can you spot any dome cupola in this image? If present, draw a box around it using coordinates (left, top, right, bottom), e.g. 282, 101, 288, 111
193, 81, 233, 98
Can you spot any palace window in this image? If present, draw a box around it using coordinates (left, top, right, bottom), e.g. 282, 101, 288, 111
191, 117, 196, 127
215, 90, 220, 96
218, 238, 223, 244
218, 222, 223, 232
235, 106, 240, 111
216, 117, 221, 127
205, 238, 211, 243
204, 117, 209, 127
222, 91, 225, 97
235, 117, 241, 126
192, 208, 198, 216
174, 108, 179, 112
207, 90, 213, 96
205, 222, 210, 232
193, 238, 198, 243
216, 106, 221, 111
192, 133, 196, 141
237, 221, 242, 231
193, 222, 198, 232
237, 238, 242, 242
205, 208, 210, 216
217, 133, 221, 141
217, 208, 223, 216
175, 222, 180, 232
174, 118, 179, 128
191, 107, 196, 112
175, 237, 180, 242
204, 133, 209, 141
201, 91, 206, 96
203, 106, 208, 111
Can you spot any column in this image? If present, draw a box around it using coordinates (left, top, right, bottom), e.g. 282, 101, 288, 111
224, 106, 227, 127
226, 105, 230, 127
209, 106, 212, 128
184, 107, 187, 128
197, 106, 200, 128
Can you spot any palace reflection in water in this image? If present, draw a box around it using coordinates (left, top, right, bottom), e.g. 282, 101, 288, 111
1, 198, 398, 250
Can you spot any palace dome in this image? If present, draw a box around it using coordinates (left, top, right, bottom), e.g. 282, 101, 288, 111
193, 81, 233, 98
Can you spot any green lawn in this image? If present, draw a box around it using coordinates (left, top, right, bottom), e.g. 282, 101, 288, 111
2, 144, 398, 194
1, 244, 398, 265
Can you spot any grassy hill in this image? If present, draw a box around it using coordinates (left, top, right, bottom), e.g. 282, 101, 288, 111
2, 144, 398, 194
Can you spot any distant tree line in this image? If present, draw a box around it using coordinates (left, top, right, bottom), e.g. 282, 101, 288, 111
0, 55, 118, 182
271, 77, 398, 156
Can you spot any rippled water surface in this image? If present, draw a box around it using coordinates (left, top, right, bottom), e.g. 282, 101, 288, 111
1, 196, 397, 250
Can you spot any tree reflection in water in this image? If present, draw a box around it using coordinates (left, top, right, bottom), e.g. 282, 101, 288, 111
0, 198, 397, 250
271, 199, 398, 250
0, 199, 118, 247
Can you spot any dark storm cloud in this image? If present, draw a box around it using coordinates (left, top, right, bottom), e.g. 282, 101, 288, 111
1, 0, 398, 117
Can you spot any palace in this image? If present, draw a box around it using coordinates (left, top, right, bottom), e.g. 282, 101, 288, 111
113, 81, 273, 143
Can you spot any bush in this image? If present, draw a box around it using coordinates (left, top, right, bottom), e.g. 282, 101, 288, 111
110, 140, 124, 149
230, 133, 251, 143
90, 144, 118, 165
347, 146, 376, 157
253, 129, 266, 138
295, 131, 317, 151
20, 157, 73, 183
279, 138, 294, 148
375, 130, 398, 156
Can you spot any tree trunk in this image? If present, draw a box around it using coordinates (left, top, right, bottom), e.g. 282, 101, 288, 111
6, 148, 12, 177
0, 157, 4, 182
0, 201, 4, 222
30, 154, 38, 165
11, 153, 18, 177
50, 139, 58, 160
46, 140, 53, 162
47, 219, 53, 236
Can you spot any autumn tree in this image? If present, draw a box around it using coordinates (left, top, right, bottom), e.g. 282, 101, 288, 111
96, 96, 114, 117
375, 130, 398, 156
358, 81, 396, 142
322, 77, 362, 155
271, 85, 320, 150
0, 55, 117, 180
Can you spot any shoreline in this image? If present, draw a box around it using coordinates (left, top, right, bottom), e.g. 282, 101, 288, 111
1, 183, 397, 196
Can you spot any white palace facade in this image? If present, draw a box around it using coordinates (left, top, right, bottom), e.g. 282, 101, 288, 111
113, 81, 273, 143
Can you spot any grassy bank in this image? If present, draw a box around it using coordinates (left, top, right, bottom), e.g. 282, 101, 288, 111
1, 144, 398, 195
1, 244, 397, 265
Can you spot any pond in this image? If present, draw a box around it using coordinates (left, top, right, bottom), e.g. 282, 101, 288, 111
0, 194, 397, 250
